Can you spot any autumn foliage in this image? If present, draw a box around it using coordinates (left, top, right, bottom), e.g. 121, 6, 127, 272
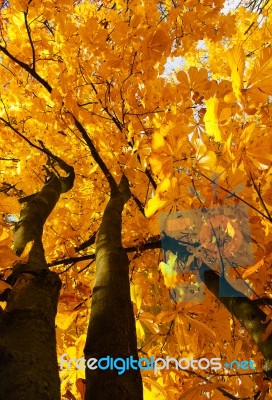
0, 0, 272, 398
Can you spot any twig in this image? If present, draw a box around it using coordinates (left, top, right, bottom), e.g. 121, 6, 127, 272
196, 169, 272, 222
49, 240, 162, 267
0, 44, 52, 93
75, 232, 97, 251
24, 8, 36, 71
249, 171, 271, 221
73, 118, 119, 194
131, 193, 145, 215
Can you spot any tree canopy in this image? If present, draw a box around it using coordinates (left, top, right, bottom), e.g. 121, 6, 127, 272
0, 0, 271, 398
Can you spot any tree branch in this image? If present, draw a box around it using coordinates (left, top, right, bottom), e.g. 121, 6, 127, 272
0, 45, 118, 194
0, 117, 45, 152
197, 170, 272, 222
49, 239, 162, 267
72, 117, 119, 194
0, 44, 52, 93
0, 42, 156, 194
75, 232, 97, 252
249, 171, 271, 221
24, 8, 36, 71
131, 193, 145, 215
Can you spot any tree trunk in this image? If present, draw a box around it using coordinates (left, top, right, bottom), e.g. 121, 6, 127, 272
0, 157, 74, 400
84, 176, 143, 400
0, 272, 61, 400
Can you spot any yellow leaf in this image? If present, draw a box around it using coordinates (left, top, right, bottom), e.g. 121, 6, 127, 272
159, 255, 178, 288
184, 314, 216, 338
75, 334, 87, 356
140, 316, 159, 334
247, 47, 272, 89
50, 87, 63, 104
143, 377, 168, 398
240, 123, 255, 144
146, 28, 169, 60
203, 98, 222, 142
156, 178, 171, 194
145, 179, 171, 217
152, 132, 165, 151
242, 259, 264, 279
219, 107, 232, 122
131, 283, 142, 310
168, 252, 178, 268
0, 193, 21, 214
224, 92, 236, 103
227, 44, 245, 101
198, 151, 216, 169
144, 196, 167, 218
226, 221, 235, 238
224, 133, 233, 159
136, 320, 145, 341
192, 137, 207, 159
149, 156, 162, 176
0, 245, 19, 268
56, 310, 78, 330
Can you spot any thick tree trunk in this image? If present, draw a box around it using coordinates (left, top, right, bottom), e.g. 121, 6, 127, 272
0, 272, 61, 400
84, 176, 143, 400
0, 158, 74, 400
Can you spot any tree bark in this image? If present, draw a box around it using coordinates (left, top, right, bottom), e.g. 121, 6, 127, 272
0, 272, 61, 400
84, 176, 143, 400
0, 159, 74, 400
201, 267, 272, 377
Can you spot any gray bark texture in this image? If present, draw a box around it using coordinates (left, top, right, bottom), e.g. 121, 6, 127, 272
84, 176, 143, 400
0, 159, 74, 400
